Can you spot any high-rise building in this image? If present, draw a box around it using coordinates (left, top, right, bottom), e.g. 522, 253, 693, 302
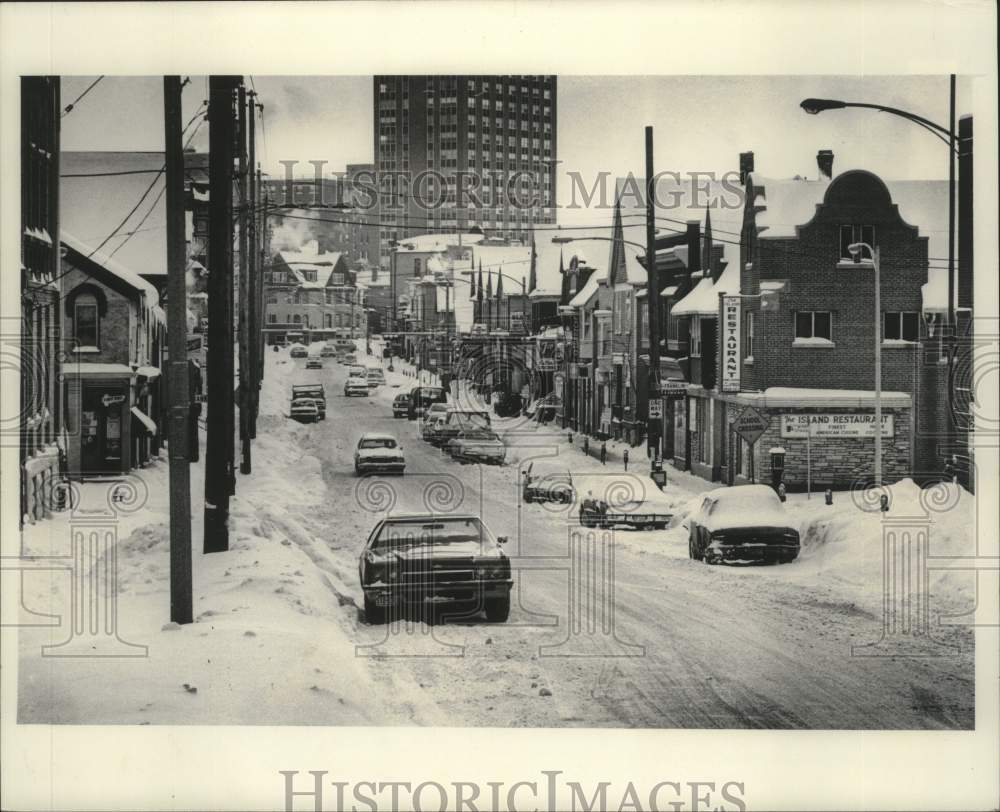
373, 75, 557, 267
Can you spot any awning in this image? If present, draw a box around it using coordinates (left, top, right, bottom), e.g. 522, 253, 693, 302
135, 365, 161, 379
131, 406, 157, 435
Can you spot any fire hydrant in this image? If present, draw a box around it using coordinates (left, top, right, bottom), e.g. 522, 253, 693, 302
824, 488, 833, 506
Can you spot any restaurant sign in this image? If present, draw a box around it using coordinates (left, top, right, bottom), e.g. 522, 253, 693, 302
780, 413, 894, 439
720, 295, 741, 392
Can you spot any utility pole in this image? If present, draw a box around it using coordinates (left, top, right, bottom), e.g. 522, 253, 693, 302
247, 92, 259, 439
204, 75, 240, 553
257, 165, 267, 385
644, 126, 661, 457
164, 75, 193, 623
237, 84, 251, 475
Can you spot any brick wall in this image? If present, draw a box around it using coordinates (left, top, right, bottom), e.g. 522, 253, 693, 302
61, 263, 135, 365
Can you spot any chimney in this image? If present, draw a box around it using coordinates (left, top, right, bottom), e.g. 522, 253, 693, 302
817, 149, 834, 179
739, 151, 755, 185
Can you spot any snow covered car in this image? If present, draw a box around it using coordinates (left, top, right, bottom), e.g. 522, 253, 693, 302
342, 353, 358, 366
407, 385, 447, 420
289, 397, 319, 422
289, 344, 308, 358
521, 460, 574, 504
358, 514, 512, 623
354, 433, 405, 476
320, 344, 337, 357
391, 392, 411, 418
305, 358, 323, 369
431, 410, 491, 447
447, 428, 506, 465
344, 377, 370, 397
421, 415, 447, 443
687, 484, 800, 564
347, 365, 367, 379
366, 367, 386, 388
291, 384, 326, 419
578, 496, 671, 530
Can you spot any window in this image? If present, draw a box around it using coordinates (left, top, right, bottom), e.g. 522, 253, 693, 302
74, 295, 99, 348
745, 311, 754, 359
884, 311, 920, 342
267, 313, 277, 324
413, 258, 422, 274
794, 311, 832, 341
840, 224, 875, 261
690, 318, 702, 357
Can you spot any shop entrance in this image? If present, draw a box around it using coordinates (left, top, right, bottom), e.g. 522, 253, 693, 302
80, 385, 127, 474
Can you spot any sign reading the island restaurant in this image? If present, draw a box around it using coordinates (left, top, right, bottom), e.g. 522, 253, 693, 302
720, 295, 741, 392
780, 413, 894, 439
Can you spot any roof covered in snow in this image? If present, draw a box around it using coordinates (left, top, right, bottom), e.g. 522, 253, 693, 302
671, 260, 737, 317
396, 233, 485, 253
569, 269, 605, 308
61, 231, 160, 308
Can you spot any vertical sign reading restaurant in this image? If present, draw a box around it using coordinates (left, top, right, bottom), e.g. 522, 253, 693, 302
721, 295, 741, 392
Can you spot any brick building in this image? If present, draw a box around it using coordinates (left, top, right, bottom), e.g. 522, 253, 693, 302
671, 152, 953, 490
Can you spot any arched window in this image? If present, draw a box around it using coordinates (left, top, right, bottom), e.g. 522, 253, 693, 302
74, 292, 99, 348
293, 314, 302, 324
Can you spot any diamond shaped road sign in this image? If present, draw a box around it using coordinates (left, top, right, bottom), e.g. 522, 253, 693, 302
733, 405, 769, 446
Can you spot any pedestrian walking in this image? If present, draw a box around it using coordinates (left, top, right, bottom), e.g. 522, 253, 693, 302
623, 449, 629, 471
583, 436, 589, 457
600, 441, 607, 465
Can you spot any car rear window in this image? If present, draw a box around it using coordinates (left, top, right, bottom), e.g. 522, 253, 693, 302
360, 438, 397, 449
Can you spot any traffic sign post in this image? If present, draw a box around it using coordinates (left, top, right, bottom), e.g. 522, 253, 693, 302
733, 406, 769, 483
648, 398, 663, 419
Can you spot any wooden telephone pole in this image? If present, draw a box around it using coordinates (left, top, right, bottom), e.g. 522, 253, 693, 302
164, 76, 193, 622
237, 84, 251, 475
204, 75, 241, 553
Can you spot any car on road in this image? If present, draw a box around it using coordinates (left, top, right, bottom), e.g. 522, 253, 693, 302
289, 397, 319, 423
358, 514, 513, 624
354, 432, 405, 477
366, 367, 386, 388
348, 365, 367, 379
291, 384, 326, 419
320, 344, 337, 357
305, 358, 323, 370
421, 402, 451, 427
686, 484, 800, 564
392, 392, 411, 418
447, 427, 506, 465
521, 460, 574, 504
289, 344, 308, 358
342, 352, 358, 366
408, 385, 448, 420
431, 410, 491, 448
578, 495, 672, 530
421, 414, 448, 444
344, 377, 370, 397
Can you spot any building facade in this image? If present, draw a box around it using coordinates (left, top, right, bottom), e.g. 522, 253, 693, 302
373, 75, 557, 266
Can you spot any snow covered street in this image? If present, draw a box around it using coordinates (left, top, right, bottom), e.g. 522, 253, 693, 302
17, 348, 977, 729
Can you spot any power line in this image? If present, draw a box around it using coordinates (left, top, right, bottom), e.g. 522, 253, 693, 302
61, 76, 104, 117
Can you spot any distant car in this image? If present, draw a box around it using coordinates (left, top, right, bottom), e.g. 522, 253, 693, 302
348, 365, 367, 379
289, 397, 319, 423
448, 427, 506, 465
291, 384, 326, 419
432, 410, 491, 448
392, 392, 411, 418
358, 514, 512, 624
354, 432, 405, 476
305, 358, 323, 369
421, 415, 448, 444
320, 344, 337, 357
289, 344, 308, 358
344, 377, 370, 397
366, 367, 386, 388
579, 496, 671, 531
408, 385, 447, 420
521, 460, 574, 504
687, 484, 800, 564
422, 402, 452, 425
343, 353, 358, 366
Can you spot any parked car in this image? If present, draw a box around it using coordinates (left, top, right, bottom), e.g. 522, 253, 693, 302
343, 352, 358, 366
421, 415, 448, 444
408, 385, 447, 420
289, 344, 308, 358
354, 432, 405, 476
578, 495, 671, 530
686, 484, 800, 564
366, 367, 386, 388
447, 427, 506, 465
432, 410, 491, 448
344, 377, 370, 397
348, 365, 367, 379
521, 460, 574, 504
289, 397, 319, 423
305, 358, 323, 370
291, 384, 326, 419
422, 402, 452, 426
358, 514, 512, 623
392, 392, 411, 418
320, 344, 337, 357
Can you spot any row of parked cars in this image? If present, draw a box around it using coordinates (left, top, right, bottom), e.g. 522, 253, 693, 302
413, 399, 508, 465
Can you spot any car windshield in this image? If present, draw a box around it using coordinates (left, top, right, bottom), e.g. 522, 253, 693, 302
449, 413, 489, 428
418, 388, 443, 403
372, 518, 492, 550
360, 438, 397, 449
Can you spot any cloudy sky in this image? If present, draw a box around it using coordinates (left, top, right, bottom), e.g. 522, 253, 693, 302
59, 73, 966, 232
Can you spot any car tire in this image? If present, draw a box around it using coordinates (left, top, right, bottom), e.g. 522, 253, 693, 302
523, 493, 533, 504
363, 595, 386, 625
484, 595, 510, 622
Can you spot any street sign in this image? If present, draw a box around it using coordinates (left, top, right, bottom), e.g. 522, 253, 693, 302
660, 379, 686, 400
733, 405, 769, 445
648, 398, 663, 419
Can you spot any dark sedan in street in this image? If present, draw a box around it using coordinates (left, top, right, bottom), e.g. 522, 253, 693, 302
358, 514, 512, 623
687, 484, 800, 564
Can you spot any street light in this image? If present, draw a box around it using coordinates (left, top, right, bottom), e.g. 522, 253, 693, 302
848, 240, 882, 487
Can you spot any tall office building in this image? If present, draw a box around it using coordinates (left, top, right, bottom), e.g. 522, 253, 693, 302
373, 75, 557, 267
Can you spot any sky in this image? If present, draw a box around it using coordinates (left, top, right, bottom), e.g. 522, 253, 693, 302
59, 73, 966, 235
